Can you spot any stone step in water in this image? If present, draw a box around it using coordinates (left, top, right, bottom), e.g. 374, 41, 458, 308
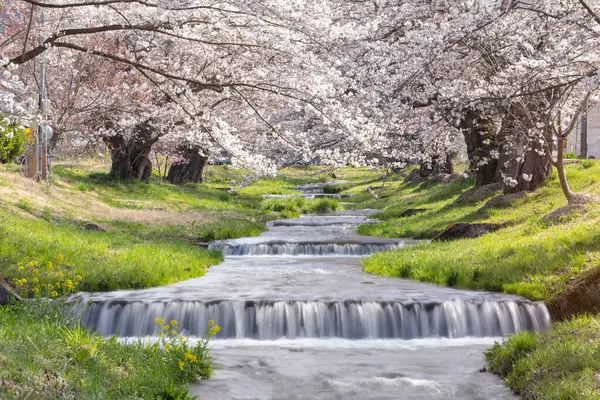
76, 298, 549, 339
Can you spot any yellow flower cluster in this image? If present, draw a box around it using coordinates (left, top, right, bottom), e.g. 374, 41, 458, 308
24, 128, 35, 145
154, 317, 218, 379
12, 255, 81, 299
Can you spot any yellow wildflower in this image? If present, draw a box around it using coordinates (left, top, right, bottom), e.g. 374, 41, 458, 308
32, 277, 39, 284
208, 319, 215, 326
47, 262, 53, 270
27, 262, 34, 268
171, 330, 177, 335
56, 254, 64, 263
178, 335, 185, 342
154, 318, 165, 325
178, 361, 184, 370
17, 265, 24, 272
46, 284, 54, 290
165, 344, 172, 352
32, 287, 40, 294
56, 271, 64, 278
170, 320, 178, 326
51, 291, 59, 298
75, 275, 82, 282
209, 324, 221, 336
163, 325, 170, 331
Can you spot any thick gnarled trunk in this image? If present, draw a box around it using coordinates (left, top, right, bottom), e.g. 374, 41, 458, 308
419, 154, 454, 177
459, 110, 501, 186
104, 122, 158, 181
499, 106, 553, 195
167, 147, 209, 184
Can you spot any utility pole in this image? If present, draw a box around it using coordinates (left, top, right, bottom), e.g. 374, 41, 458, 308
36, 8, 46, 181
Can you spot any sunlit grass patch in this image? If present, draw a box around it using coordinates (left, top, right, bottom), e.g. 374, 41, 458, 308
0, 304, 214, 400
485, 315, 600, 400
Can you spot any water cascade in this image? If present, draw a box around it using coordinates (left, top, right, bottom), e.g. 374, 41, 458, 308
71, 181, 550, 399
80, 298, 548, 339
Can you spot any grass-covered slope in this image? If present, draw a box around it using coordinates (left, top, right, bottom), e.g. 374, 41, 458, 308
361, 162, 600, 301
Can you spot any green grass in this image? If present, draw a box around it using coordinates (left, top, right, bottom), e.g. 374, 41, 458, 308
260, 196, 343, 218
362, 162, 600, 300
0, 212, 223, 292
52, 166, 263, 214
0, 304, 212, 399
485, 315, 600, 400
104, 218, 267, 243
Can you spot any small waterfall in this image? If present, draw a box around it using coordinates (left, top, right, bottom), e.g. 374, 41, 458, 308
216, 242, 402, 256
76, 299, 550, 339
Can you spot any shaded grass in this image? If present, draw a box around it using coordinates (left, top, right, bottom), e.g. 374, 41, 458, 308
0, 304, 209, 399
485, 315, 600, 400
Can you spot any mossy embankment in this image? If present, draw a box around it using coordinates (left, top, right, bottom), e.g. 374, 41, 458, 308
351, 162, 600, 400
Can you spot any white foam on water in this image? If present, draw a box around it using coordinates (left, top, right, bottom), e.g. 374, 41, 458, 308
206, 336, 504, 350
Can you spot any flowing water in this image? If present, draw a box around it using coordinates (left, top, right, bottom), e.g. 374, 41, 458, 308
71, 183, 550, 399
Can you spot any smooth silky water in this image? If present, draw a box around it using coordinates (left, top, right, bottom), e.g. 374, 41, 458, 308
70, 185, 549, 399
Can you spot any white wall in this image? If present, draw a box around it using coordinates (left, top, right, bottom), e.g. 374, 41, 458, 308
586, 103, 600, 158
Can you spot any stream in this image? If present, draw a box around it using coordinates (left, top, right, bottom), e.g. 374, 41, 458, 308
72, 183, 550, 399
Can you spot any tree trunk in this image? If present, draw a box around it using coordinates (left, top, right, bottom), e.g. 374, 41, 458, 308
502, 130, 553, 195
459, 110, 501, 186
554, 135, 590, 205
555, 136, 574, 201
419, 154, 452, 177
167, 147, 209, 184
104, 122, 157, 181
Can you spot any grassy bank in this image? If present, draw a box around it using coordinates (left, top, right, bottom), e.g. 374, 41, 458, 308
354, 162, 600, 399
361, 162, 600, 301
485, 315, 600, 399
0, 304, 215, 399
0, 212, 224, 292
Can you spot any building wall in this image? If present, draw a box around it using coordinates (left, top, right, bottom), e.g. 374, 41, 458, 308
586, 103, 600, 158
567, 102, 600, 158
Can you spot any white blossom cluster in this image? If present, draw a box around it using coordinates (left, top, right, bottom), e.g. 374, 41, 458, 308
2, 0, 600, 176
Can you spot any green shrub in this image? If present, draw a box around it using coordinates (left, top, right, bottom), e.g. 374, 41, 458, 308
14, 199, 33, 212
0, 118, 27, 164
486, 331, 538, 377
322, 184, 342, 194
580, 159, 595, 169
305, 198, 342, 214
196, 218, 265, 242
261, 197, 306, 218
563, 152, 578, 159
